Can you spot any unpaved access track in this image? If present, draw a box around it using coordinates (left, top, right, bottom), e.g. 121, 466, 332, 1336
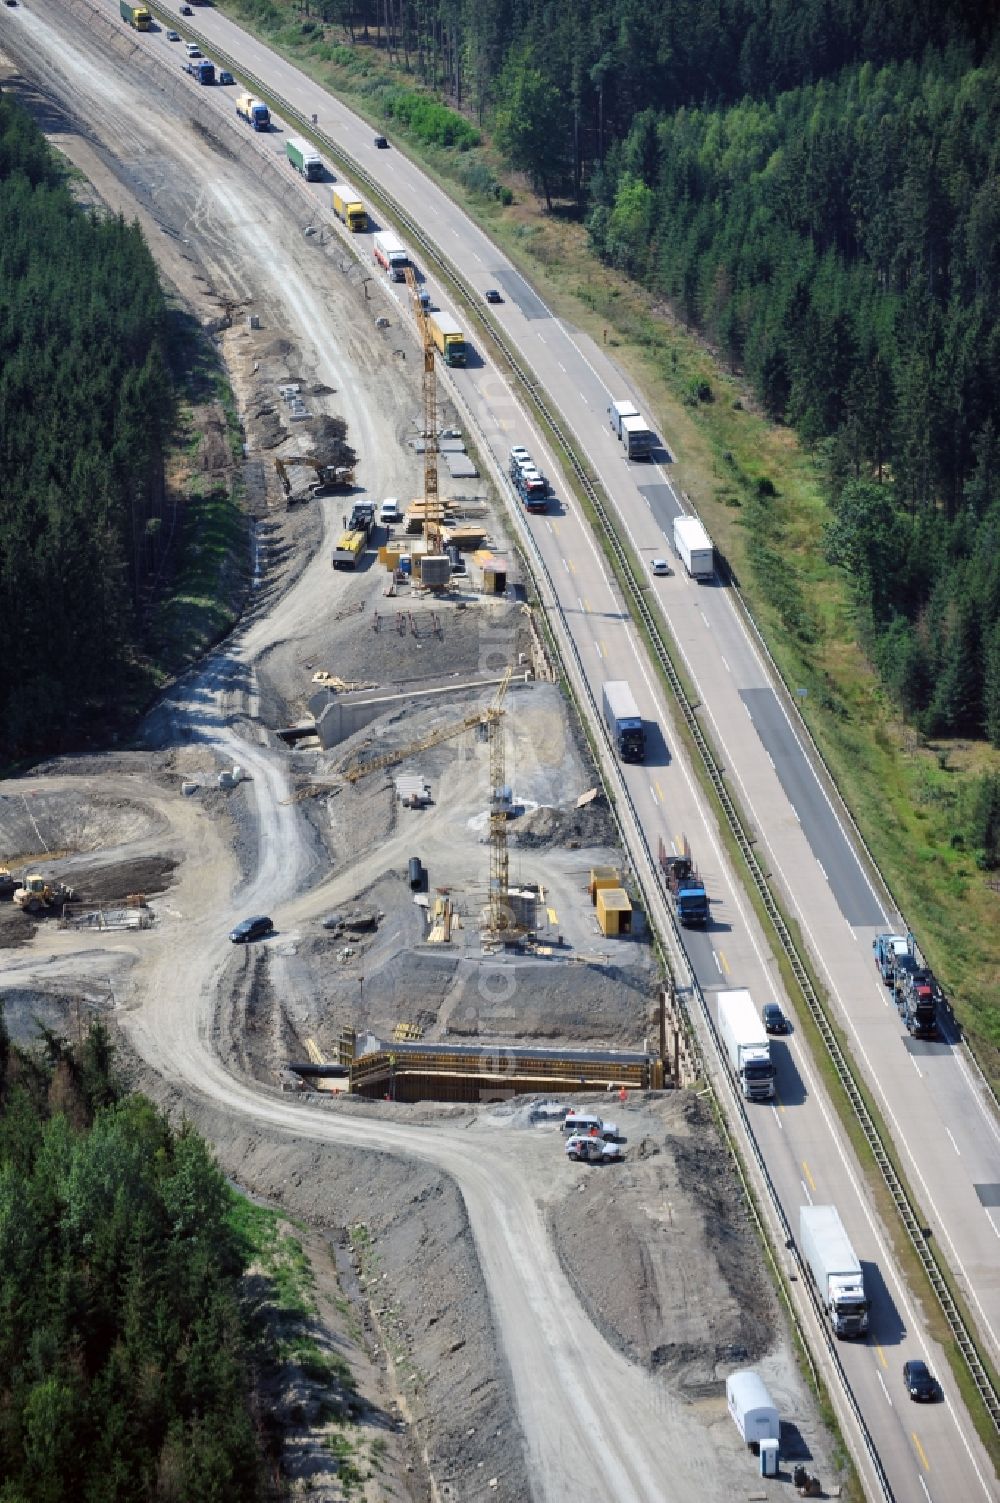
0, 4, 839, 1499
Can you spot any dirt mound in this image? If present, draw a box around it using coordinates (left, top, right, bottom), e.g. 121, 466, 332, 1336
0, 789, 166, 861
549, 1092, 779, 1390
511, 797, 616, 850
69, 855, 177, 906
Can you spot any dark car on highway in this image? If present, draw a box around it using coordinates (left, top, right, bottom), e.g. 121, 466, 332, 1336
374, 135, 388, 148
484, 288, 503, 304
903, 1360, 938, 1402
230, 915, 274, 944
762, 1002, 790, 1035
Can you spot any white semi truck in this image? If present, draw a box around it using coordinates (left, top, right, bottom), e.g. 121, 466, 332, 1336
717, 989, 775, 1100
673, 514, 714, 578
373, 230, 410, 281
799, 1205, 870, 1339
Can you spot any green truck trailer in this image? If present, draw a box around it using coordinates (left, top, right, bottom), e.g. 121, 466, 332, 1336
120, 0, 151, 28
285, 138, 324, 181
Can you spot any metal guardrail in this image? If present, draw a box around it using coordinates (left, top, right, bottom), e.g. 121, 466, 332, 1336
137, 2, 996, 1461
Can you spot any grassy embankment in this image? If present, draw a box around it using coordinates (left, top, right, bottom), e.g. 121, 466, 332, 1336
208, 1, 999, 1083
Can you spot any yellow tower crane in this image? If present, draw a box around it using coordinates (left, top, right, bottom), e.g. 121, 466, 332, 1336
485, 666, 522, 942
404, 266, 445, 557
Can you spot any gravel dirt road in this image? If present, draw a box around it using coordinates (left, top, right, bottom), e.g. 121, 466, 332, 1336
0, 4, 842, 1498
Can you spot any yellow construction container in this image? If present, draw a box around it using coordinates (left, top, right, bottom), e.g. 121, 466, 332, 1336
381, 540, 409, 571
596, 887, 632, 936
589, 865, 621, 904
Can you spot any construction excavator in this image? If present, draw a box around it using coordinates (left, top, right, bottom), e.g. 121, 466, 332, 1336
274, 454, 355, 503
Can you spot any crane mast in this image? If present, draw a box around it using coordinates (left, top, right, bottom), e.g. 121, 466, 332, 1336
486, 667, 518, 941
404, 266, 443, 556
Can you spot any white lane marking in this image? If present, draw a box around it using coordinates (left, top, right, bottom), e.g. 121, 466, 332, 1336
537, 331, 546, 343
545, 520, 554, 533
985, 1210, 1000, 1241
946, 1128, 960, 1156
918, 1476, 933, 1503
720, 656, 731, 673
712, 950, 722, 975
877, 1370, 892, 1405
770, 1103, 783, 1131
817, 861, 828, 881
800, 1180, 813, 1205
595, 642, 604, 659
558, 361, 566, 372
911, 1055, 923, 1079
698, 609, 710, 628
562, 557, 570, 572
650, 783, 660, 806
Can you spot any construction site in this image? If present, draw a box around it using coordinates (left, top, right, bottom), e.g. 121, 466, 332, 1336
0, 6, 848, 1499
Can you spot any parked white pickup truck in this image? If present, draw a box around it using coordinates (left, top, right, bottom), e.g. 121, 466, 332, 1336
565, 1135, 624, 1164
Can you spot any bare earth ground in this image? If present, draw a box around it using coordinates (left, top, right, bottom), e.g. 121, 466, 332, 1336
0, 3, 843, 1499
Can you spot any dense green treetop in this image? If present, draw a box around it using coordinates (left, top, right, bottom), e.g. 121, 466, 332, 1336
0, 91, 173, 761
0, 1012, 261, 1502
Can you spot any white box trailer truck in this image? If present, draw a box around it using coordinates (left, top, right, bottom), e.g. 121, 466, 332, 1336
608, 399, 639, 438
373, 230, 410, 281
673, 514, 714, 578
717, 989, 774, 1100
800, 1205, 869, 1338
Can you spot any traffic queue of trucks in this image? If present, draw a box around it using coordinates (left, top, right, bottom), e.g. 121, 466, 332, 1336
120, 0, 151, 29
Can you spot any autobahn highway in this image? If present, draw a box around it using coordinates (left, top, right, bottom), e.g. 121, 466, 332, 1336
62, 1, 1000, 1496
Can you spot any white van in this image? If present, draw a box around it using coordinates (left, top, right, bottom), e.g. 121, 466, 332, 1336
380, 497, 402, 525
561, 1109, 619, 1140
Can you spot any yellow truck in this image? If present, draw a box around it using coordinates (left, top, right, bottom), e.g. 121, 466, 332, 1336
120, 0, 151, 28
332, 530, 367, 569
428, 312, 466, 367
331, 185, 367, 233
